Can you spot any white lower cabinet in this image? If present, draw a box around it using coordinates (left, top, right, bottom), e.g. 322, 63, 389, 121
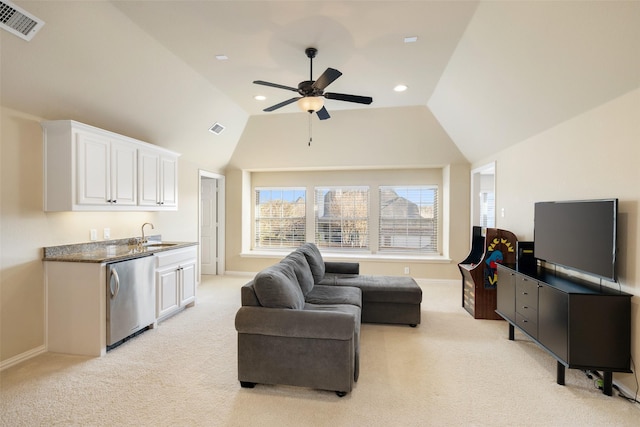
155, 246, 197, 321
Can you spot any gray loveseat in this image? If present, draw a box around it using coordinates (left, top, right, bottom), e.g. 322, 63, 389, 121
235, 243, 422, 396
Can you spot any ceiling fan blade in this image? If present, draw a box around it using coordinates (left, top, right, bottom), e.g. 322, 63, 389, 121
324, 92, 373, 105
253, 80, 298, 92
312, 68, 342, 91
316, 106, 330, 120
263, 97, 301, 112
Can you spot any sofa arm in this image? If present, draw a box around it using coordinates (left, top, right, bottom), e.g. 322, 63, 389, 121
235, 306, 355, 341
324, 261, 360, 275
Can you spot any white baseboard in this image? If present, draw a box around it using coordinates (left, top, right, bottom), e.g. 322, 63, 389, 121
223, 270, 258, 277
414, 278, 459, 286
0, 344, 46, 371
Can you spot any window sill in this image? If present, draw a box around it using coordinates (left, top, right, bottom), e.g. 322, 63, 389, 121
241, 250, 452, 264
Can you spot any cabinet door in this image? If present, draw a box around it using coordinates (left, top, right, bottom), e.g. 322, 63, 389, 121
110, 141, 137, 206
515, 275, 538, 338
156, 268, 180, 319
160, 155, 178, 207
138, 150, 160, 207
180, 261, 196, 306
538, 284, 568, 362
496, 265, 516, 321
76, 132, 110, 205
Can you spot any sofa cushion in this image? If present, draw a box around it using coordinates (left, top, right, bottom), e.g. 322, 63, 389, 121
305, 285, 362, 308
319, 274, 422, 304
281, 251, 314, 296
253, 263, 305, 310
298, 243, 326, 284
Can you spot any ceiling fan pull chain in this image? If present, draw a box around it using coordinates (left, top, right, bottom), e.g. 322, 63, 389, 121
308, 112, 312, 146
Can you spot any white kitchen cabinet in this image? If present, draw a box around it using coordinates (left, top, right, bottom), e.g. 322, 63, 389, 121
76, 132, 137, 207
138, 149, 178, 209
42, 120, 179, 211
155, 246, 197, 321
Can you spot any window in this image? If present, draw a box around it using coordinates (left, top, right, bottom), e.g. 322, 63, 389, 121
479, 191, 495, 228
315, 187, 369, 250
379, 186, 438, 253
254, 188, 306, 248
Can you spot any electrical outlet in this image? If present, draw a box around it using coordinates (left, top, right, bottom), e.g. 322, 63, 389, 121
404, 267, 410, 275
103, 228, 110, 239
90, 229, 97, 241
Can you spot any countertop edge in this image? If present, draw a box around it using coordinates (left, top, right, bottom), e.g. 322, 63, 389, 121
42, 241, 198, 263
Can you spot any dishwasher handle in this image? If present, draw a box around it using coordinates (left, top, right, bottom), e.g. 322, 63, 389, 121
109, 267, 120, 299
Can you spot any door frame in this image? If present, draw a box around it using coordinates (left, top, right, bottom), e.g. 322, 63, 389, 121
198, 170, 225, 277
470, 162, 496, 230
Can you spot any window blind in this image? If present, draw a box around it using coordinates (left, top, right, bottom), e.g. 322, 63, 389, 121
378, 186, 438, 253
314, 187, 369, 249
254, 187, 306, 248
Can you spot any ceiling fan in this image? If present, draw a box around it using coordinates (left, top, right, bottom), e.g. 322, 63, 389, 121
253, 47, 373, 120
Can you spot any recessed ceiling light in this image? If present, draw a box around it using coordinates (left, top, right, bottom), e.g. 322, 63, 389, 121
254, 95, 266, 101
403, 36, 418, 43
215, 54, 228, 61
394, 84, 408, 92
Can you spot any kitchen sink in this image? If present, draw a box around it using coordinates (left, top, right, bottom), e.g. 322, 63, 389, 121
143, 243, 178, 249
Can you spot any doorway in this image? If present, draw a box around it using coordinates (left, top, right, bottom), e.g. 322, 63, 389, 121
470, 162, 495, 229
199, 171, 225, 276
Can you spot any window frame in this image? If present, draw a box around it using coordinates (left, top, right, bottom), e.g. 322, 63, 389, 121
378, 185, 439, 254
253, 187, 307, 249
314, 186, 370, 251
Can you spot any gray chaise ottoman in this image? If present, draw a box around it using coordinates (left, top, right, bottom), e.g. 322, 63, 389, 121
319, 274, 422, 326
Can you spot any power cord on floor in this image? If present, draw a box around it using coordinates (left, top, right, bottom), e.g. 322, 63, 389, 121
615, 356, 639, 405
582, 356, 639, 405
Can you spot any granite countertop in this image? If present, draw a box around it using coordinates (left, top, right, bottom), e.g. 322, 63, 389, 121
43, 236, 197, 263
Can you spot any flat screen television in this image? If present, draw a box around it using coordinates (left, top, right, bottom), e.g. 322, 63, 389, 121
534, 199, 618, 281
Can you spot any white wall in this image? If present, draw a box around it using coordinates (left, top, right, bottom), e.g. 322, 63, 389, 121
0, 107, 202, 364
474, 88, 640, 396
225, 106, 471, 279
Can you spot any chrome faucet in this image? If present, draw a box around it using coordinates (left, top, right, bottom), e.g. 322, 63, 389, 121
141, 222, 154, 244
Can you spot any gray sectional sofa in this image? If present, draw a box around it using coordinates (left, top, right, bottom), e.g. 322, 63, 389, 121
235, 243, 422, 396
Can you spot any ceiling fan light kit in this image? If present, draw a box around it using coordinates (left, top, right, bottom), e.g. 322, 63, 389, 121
253, 47, 373, 121
297, 96, 324, 113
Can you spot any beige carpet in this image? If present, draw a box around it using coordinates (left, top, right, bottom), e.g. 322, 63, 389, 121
1, 276, 638, 426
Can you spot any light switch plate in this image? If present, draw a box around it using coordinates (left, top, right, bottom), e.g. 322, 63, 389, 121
90, 229, 97, 241
103, 228, 110, 239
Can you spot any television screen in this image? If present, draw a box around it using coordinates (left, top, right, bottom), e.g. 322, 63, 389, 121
534, 199, 618, 281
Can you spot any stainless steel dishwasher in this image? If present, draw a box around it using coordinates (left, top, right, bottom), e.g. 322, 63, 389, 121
106, 255, 156, 349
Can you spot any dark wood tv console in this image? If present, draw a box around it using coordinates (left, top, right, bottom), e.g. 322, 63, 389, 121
496, 264, 631, 396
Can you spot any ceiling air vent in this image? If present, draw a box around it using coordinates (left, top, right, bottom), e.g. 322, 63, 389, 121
0, 0, 44, 41
209, 122, 225, 135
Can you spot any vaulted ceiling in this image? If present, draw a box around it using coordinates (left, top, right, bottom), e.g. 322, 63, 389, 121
2, 1, 639, 169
